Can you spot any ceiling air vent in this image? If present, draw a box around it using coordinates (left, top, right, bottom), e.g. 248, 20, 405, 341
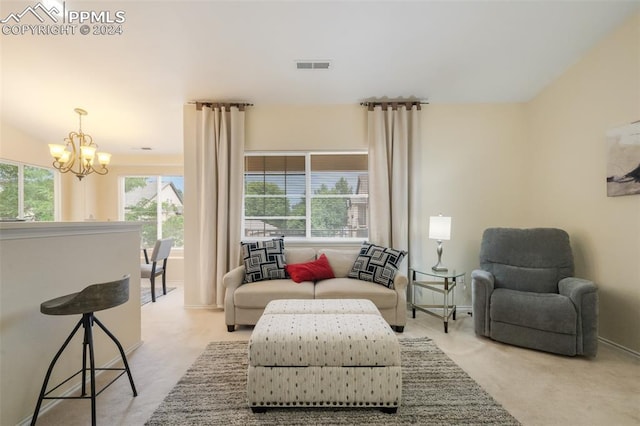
296, 60, 331, 70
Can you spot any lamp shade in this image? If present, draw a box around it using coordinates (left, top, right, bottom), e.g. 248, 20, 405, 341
428, 216, 451, 241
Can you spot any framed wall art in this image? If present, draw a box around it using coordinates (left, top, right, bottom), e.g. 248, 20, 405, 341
606, 120, 640, 197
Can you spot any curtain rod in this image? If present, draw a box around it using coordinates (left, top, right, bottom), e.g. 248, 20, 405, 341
360, 100, 428, 111
193, 101, 254, 111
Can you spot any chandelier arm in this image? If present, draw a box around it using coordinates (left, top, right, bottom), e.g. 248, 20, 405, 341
50, 108, 110, 180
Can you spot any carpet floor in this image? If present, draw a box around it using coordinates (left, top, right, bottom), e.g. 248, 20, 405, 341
145, 338, 520, 425
140, 286, 176, 306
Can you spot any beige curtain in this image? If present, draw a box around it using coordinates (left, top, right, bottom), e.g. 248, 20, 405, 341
194, 104, 245, 307
367, 103, 420, 255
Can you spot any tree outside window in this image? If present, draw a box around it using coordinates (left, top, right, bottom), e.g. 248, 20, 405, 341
243, 153, 368, 239
0, 162, 55, 221
123, 176, 184, 248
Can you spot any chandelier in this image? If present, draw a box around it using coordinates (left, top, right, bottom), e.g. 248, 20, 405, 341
48, 108, 111, 180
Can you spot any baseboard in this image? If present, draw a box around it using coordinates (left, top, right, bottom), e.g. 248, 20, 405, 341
184, 304, 223, 311
19, 340, 144, 426
598, 336, 640, 359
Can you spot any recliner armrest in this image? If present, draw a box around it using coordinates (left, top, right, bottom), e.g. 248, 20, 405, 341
559, 277, 599, 357
558, 277, 597, 302
471, 269, 495, 337
472, 269, 494, 286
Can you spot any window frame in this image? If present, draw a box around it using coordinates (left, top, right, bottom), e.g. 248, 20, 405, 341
0, 159, 60, 221
118, 174, 185, 250
243, 151, 369, 243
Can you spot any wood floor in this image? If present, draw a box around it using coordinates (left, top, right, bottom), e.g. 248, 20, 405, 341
34, 285, 640, 425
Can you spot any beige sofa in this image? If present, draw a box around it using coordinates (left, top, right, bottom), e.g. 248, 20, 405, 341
223, 247, 408, 332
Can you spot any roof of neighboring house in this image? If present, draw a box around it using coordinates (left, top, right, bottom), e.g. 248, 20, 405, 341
125, 181, 184, 207
244, 220, 278, 231
355, 174, 368, 195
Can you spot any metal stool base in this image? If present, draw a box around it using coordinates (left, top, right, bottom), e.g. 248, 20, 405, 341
31, 313, 137, 425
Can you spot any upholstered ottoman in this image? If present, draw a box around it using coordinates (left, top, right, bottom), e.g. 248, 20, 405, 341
248, 299, 401, 413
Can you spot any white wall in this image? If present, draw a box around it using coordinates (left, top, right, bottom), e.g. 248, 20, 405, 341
526, 13, 640, 352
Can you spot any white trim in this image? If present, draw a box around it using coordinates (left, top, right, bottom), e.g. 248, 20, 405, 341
0, 221, 141, 240
184, 304, 224, 311
599, 336, 640, 359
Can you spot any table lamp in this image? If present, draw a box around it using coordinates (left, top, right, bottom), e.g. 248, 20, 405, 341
429, 215, 451, 272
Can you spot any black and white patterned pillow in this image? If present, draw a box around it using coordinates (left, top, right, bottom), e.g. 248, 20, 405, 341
241, 238, 287, 283
348, 242, 407, 288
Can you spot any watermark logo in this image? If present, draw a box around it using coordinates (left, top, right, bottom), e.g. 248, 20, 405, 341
1, 3, 60, 24
1, 1, 126, 36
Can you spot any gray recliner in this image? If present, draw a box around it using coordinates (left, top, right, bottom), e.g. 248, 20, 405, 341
472, 228, 598, 357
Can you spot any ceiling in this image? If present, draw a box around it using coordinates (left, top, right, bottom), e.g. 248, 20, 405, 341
1, 0, 638, 155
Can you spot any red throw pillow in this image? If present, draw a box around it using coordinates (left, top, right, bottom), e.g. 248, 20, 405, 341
285, 253, 335, 283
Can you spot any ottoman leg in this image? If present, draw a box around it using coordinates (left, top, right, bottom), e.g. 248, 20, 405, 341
381, 407, 398, 414
251, 407, 267, 414
227, 325, 235, 332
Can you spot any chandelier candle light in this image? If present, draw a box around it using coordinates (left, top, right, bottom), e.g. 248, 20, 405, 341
48, 108, 111, 180
429, 215, 451, 272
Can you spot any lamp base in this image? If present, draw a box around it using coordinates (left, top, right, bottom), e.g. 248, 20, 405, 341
431, 264, 448, 272
432, 240, 448, 272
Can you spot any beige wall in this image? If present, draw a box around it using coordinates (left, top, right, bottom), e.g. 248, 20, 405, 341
415, 104, 528, 298
526, 13, 640, 352
246, 104, 367, 151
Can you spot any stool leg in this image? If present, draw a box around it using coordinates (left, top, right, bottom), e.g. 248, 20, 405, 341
84, 314, 97, 426
93, 316, 138, 396
31, 318, 84, 426
81, 320, 88, 396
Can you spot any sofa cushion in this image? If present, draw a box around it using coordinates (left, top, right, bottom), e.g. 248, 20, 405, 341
490, 288, 577, 335
347, 242, 407, 288
318, 249, 359, 278
285, 253, 335, 283
284, 247, 317, 265
314, 277, 397, 309
241, 238, 287, 283
234, 279, 314, 308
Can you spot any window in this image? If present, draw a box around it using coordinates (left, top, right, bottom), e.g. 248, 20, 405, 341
244, 152, 368, 239
0, 161, 57, 221
121, 176, 184, 248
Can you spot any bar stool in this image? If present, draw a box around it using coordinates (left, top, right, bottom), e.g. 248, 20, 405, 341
31, 275, 137, 426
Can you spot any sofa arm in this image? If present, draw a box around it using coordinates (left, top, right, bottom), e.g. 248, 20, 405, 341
223, 265, 245, 327
471, 269, 494, 337
392, 273, 408, 328
559, 277, 599, 357
223, 265, 245, 291
393, 273, 408, 293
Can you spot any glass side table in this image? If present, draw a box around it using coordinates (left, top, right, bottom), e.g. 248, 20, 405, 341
410, 268, 465, 333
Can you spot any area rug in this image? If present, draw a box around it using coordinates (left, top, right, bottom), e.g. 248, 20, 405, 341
140, 286, 176, 306
145, 338, 520, 425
